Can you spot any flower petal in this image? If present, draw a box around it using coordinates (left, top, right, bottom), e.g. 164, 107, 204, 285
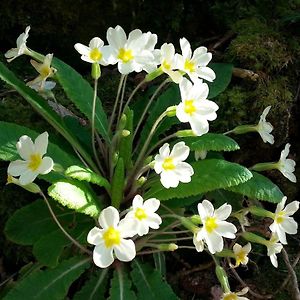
206, 232, 223, 254
8, 160, 28, 176
214, 203, 232, 220
17, 135, 34, 160
93, 244, 114, 268
98, 206, 120, 228
37, 156, 54, 175
19, 170, 38, 185
143, 198, 160, 212
114, 239, 136, 262
34, 132, 49, 156
215, 221, 237, 238
87, 227, 103, 245
198, 199, 214, 218
170, 142, 190, 162
160, 171, 179, 188
132, 194, 144, 208
283, 200, 300, 215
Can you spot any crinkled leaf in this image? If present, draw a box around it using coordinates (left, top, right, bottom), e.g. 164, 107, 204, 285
48, 179, 102, 217
145, 159, 252, 200
227, 171, 284, 203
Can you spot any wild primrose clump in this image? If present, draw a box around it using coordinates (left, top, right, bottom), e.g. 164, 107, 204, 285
0, 25, 298, 299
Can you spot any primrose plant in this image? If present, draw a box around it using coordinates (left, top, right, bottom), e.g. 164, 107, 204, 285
0, 25, 298, 300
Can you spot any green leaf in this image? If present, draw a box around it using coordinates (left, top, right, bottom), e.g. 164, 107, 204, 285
4, 256, 90, 300
0, 121, 82, 182
4, 199, 74, 245
65, 165, 110, 192
52, 58, 110, 142
48, 179, 102, 217
111, 158, 125, 208
145, 159, 252, 200
131, 260, 178, 300
109, 268, 136, 300
227, 171, 284, 203
207, 189, 244, 211
0, 61, 96, 170
153, 253, 166, 277
207, 63, 233, 98
183, 133, 240, 152
73, 269, 109, 300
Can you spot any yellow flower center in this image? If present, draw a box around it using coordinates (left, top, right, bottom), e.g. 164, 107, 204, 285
90, 48, 102, 61
162, 60, 171, 70
118, 48, 133, 63
162, 157, 175, 171
205, 217, 218, 233
40, 66, 52, 79
28, 154, 42, 171
184, 99, 196, 115
275, 211, 285, 224
235, 250, 246, 266
103, 227, 121, 248
135, 207, 147, 221
184, 59, 195, 72
223, 293, 238, 300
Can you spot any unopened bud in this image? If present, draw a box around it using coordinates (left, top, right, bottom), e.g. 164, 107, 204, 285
91, 63, 101, 79
122, 130, 130, 137
166, 106, 177, 117
157, 243, 178, 251
180, 217, 199, 233
241, 232, 268, 246
145, 68, 163, 82
249, 206, 274, 219
137, 176, 147, 186
190, 214, 202, 225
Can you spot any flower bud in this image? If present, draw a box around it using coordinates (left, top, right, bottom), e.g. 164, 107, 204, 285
241, 232, 268, 246
249, 206, 274, 218
190, 214, 202, 225
166, 106, 177, 117
157, 243, 178, 251
145, 68, 163, 82
180, 217, 199, 233
122, 130, 130, 137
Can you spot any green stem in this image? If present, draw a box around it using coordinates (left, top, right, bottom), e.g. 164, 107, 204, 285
122, 78, 146, 111
150, 237, 192, 243
117, 75, 128, 125
145, 133, 177, 157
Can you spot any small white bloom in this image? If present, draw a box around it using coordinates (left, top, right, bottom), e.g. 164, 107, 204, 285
74, 37, 108, 65
7, 132, 54, 185
266, 233, 283, 268
154, 43, 182, 83
104, 25, 157, 74
221, 287, 249, 300
27, 54, 57, 91
193, 232, 204, 252
6, 174, 41, 193
232, 243, 251, 267
255, 106, 274, 144
154, 142, 194, 189
176, 78, 219, 136
276, 143, 296, 183
5, 26, 31, 62
28, 80, 56, 94
176, 37, 215, 82
197, 200, 237, 254
87, 206, 136, 268
123, 195, 162, 236
269, 196, 299, 244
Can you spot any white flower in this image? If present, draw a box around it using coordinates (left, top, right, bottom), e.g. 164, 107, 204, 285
103, 25, 157, 74
27, 54, 57, 91
154, 43, 182, 83
5, 26, 31, 62
176, 78, 219, 136
276, 143, 296, 183
221, 287, 249, 300
193, 232, 204, 252
28, 80, 56, 93
269, 196, 299, 244
176, 37, 215, 82
74, 37, 108, 65
123, 195, 162, 236
196, 200, 237, 254
232, 243, 251, 267
266, 233, 283, 268
87, 206, 136, 268
7, 132, 54, 185
154, 142, 194, 189
256, 106, 274, 144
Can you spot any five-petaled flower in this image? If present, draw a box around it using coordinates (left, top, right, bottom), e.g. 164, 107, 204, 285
232, 243, 251, 267
123, 195, 162, 236
87, 206, 136, 268
176, 77, 219, 136
269, 196, 299, 244
8, 132, 54, 185
5, 26, 31, 62
154, 142, 194, 189
266, 233, 283, 268
221, 287, 249, 300
196, 200, 237, 254
255, 106, 274, 144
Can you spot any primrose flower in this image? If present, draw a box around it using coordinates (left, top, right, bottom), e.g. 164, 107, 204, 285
176, 37, 215, 82
176, 78, 219, 136
7, 132, 54, 185
232, 243, 251, 267
87, 206, 136, 268
5, 26, 31, 62
74, 37, 108, 65
196, 200, 237, 254
255, 106, 274, 144
27, 54, 57, 91
266, 233, 283, 268
193, 232, 204, 252
104, 25, 157, 74
154, 142, 194, 189
221, 287, 249, 300
269, 196, 299, 244
123, 195, 162, 236
276, 143, 296, 183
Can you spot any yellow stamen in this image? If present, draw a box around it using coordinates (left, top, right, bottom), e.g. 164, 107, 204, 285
275, 211, 285, 224
135, 208, 147, 221
90, 48, 102, 61
162, 157, 175, 171
223, 293, 238, 300
205, 217, 218, 233
162, 60, 171, 70
184, 59, 195, 72
184, 99, 196, 115
235, 250, 246, 266
28, 154, 42, 171
103, 227, 121, 248
118, 48, 133, 63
